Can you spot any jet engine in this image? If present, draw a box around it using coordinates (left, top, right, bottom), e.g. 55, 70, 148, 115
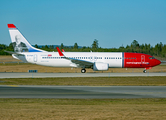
93, 62, 109, 71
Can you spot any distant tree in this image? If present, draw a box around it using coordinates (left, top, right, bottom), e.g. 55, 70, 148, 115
8, 43, 14, 49
126, 45, 130, 49
60, 43, 64, 49
50, 45, 54, 49
140, 44, 145, 49
144, 43, 148, 50
162, 44, 166, 57
44, 45, 49, 49
35, 44, 38, 48
147, 44, 151, 49
154, 42, 163, 56
154, 43, 160, 56
0, 44, 7, 50
159, 42, 163, 52
92, 39, 99, 49
74, 43, 78, 49
119, 44, 124, 49
131, 40, 139, 49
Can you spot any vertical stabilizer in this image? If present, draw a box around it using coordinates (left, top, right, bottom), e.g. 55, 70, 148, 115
7, 24, 46, 52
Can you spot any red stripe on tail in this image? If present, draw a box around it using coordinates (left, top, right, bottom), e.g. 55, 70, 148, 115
8, 24, 16, 28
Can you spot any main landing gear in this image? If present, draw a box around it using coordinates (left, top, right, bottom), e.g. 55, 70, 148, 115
81, 69, 86, 73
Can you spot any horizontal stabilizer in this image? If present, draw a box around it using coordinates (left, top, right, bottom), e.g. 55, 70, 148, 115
4, 50, 24, 55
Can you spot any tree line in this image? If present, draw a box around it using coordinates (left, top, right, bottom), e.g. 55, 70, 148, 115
0, 39, 166, 58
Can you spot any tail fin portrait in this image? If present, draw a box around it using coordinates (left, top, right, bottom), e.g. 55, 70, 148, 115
7, 24, 45, 52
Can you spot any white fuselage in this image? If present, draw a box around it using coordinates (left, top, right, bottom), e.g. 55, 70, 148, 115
15, 52, 123, 68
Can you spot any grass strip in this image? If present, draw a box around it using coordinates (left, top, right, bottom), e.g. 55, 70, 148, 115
0, 98, 166, 120
0, 76, 166, 86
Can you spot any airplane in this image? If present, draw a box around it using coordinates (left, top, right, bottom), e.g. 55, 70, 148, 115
6, 24, 161, 73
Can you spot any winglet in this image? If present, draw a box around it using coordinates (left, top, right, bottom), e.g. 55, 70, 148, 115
8, 24, 16, 28
56, 47, 64, 56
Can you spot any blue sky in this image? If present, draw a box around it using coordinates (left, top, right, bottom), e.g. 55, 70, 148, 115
0, 0, 166, 48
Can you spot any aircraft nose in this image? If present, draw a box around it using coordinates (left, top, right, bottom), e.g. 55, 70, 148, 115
155, 59, 161, 65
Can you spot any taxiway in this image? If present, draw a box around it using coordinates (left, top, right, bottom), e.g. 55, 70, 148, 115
0, 72, 166, 78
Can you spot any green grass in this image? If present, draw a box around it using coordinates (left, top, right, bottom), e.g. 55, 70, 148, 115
0, 98, 166, 120
0, 76, 166, 86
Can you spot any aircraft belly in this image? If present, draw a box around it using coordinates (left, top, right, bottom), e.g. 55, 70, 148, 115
38, 59, 71, 67
107, 53, 123, 68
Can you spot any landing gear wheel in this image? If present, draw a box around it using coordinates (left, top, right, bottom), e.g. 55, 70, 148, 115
81, 69, 86, 73
143, 70, 147, 73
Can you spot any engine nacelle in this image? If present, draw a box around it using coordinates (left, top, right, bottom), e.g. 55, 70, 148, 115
93, 62, 109, 71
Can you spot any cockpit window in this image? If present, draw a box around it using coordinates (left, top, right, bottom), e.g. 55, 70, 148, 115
149, 57, 155, 59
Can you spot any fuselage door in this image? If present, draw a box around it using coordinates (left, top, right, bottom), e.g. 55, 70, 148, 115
34, 54, 37, 62
141, 55, 145, 63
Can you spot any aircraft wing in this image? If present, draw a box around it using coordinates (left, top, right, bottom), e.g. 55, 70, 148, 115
70, 58, 93, 67
56, 47, 93, 68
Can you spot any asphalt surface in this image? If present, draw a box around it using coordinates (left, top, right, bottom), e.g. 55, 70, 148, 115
0, 72, 166, 78
0, 85, 166, 99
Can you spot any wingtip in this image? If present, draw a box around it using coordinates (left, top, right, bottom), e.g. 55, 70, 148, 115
7, 24, 16, 28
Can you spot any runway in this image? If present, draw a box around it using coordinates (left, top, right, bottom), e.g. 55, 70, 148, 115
0, 72, 166, 78
0, 85, 166, 98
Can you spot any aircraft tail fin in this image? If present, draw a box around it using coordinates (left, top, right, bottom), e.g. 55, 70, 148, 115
7, 24, 46, 52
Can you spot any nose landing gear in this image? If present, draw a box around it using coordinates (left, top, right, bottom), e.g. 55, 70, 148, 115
143, 67, 152, 73
143, 70, 147, 73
